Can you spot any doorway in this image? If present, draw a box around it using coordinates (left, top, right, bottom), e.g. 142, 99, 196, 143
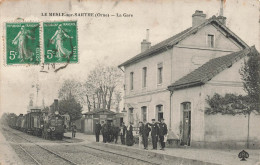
181, 102, 191, 146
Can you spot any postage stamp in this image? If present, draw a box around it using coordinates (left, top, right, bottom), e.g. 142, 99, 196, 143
43, 21, 78, 64
5, 22, 41, 65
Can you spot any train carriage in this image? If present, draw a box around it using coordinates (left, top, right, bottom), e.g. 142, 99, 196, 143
15, 114, 23, 130
8, 115, 18, 129
25, 109, 43, 136
7, 99, 67, 141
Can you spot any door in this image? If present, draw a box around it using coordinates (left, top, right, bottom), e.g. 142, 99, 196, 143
182, 102, 191, 146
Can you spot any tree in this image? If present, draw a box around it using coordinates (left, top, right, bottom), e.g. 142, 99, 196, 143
239, 47, 260, 148
85, 64, 123, 111
58, 92, 83, 122
58, 79, 85, 105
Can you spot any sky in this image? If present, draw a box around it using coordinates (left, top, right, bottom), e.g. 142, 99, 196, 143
0, 0, 259, 116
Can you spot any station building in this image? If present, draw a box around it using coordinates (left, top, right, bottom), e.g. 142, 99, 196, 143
118, 11, 260, 148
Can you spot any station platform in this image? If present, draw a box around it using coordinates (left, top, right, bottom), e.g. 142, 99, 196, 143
0, 126, 23, 165
64, 131, 260, 165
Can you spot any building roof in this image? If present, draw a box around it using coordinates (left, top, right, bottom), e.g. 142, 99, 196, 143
168, 46, 257, 91
83, 109, 116, 115
118, 16, 249, 68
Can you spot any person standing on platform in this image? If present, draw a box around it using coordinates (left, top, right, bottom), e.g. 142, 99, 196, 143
113, 124, 120, 144
101, 121, 108, 143
95, 121, 102, 142
120, 122, 127, 145
158, 118, 168, 150
107, 121, 112, 142
138, 121, 143, 148
141, 120, 150, 150
71, 122, 77, 138
126, 122, 134, 146
149, 119, 159, 149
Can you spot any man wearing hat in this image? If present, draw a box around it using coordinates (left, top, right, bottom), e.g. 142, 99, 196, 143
149, 119, 159, 149
158, 118, 168, 150
140, 120, 150, 150
120, 122, 127, 145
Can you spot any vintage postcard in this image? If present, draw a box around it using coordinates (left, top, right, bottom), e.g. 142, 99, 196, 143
0, 0, 259, 165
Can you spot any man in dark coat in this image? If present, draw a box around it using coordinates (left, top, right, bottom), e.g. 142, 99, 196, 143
113, 124, 120, 144
101, 121, 108, 143
107, 121, 112, 142
120, 122, 127, 145
149, 119, 159, 149
140, 120, 150, 150
158, 118, 168, 150
95, 121, 102, 142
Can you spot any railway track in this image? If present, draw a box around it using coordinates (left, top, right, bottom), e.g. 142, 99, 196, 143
4, 127, 163, 165
81, 144, 161, 165
3, 127, 77, 165
62, 138, 161, 165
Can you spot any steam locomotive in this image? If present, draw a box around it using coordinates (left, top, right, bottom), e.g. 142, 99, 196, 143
7, 99, 69, 140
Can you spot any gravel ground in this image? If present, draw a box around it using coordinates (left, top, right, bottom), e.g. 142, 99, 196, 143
2, 126, 174, 165
2, 127, 74, 165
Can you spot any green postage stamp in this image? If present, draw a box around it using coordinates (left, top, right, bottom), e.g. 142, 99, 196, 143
43, 21, 78, 64
6, 22, 40, 65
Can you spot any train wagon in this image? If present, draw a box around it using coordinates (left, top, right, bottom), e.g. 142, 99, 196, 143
8, 115, 18, 129
16, 114, 23, 130
25, 109, 43, 136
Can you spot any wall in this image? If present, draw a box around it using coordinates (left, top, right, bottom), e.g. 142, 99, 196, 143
179, 24, 242, 51
204, 113, 260, 149
170, 57, 250, 148
200, 57, 259, 149
124, 48, 172, 97
171, 86, 205, 144
172, 24, 242, 83
124, 90, 170, 127
83, 118, 93, 134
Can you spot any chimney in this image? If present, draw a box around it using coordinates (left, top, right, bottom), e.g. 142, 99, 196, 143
217, 0, 226, 25
192, 10, 206, 27
141, 29, 151, 52
217, 15, 226, 25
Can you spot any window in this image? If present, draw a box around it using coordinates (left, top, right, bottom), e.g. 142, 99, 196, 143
130, 72, 134, 90
182, 102, 191, 111
156, 104, 163, 121
157, 63, 163, 84
141, 106, 147, 122
207, 34, 214, 48
142, 67, 147, 88
129, 108, 134, 123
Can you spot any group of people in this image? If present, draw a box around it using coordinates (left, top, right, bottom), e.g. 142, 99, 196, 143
95, 118, 168, 150
95, 121, 121, 143
139, 118, 168, 150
